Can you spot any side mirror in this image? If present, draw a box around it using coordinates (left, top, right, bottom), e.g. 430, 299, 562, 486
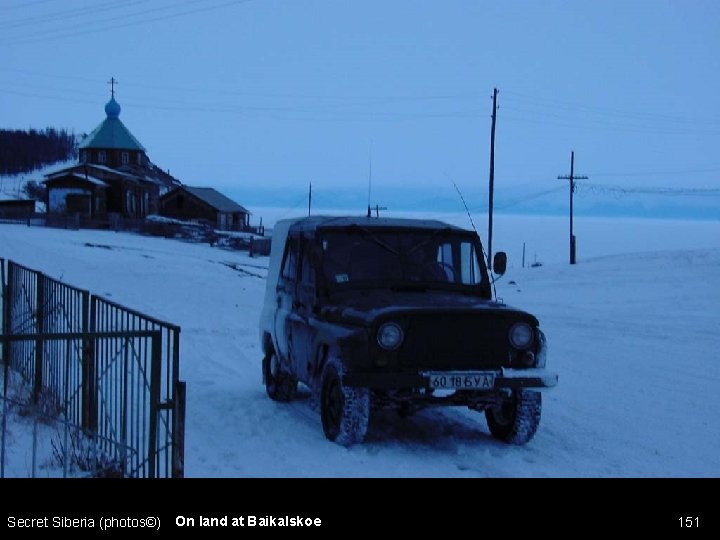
493, 252, 507, 275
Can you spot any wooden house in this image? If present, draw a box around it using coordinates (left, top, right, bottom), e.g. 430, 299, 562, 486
159, 186, 251, 231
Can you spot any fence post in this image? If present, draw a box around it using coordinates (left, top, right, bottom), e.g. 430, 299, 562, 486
1, 260, 7, 478
3, 263, 13, 375
148, 331, 162, 478
1, 259, 7, 364
0, 259, 5, 477
63, 339, 71, 478
172, 380, 186, 478
1, 335, 7, 479
82, 293, 96, 433
120, 337, 130, 476
33, 273, 44, 403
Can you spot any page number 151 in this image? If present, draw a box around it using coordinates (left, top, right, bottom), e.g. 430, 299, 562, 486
679, 517, 699, 528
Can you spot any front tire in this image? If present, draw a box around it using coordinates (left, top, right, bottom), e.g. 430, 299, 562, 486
485, 389, 541, 445
320, 360, 370, 446
262, 351, 297, 401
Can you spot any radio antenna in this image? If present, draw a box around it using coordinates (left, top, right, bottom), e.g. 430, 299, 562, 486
367, 142, 373, 217
447, 173, 477, 234
447, 174, 499, 298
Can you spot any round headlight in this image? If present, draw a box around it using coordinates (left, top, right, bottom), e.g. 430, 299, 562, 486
377, 322, 404, 350
509, 322, 534, 350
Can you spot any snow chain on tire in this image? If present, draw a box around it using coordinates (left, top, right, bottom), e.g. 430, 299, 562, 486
320, 359, 370, 446
485, 389, 541, 445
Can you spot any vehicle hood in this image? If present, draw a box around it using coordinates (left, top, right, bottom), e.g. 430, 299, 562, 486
319, 289, 539, 327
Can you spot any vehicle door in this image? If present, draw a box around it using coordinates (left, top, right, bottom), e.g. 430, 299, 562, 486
274, 234, 300, 366
288, 235, 318, 383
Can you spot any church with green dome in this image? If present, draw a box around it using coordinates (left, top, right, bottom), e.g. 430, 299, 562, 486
43, 84, 180, 222
77, 95, 147, 168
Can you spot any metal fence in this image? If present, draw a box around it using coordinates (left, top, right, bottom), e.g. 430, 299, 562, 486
0, 259, 185, 478
91, 296, 183, 478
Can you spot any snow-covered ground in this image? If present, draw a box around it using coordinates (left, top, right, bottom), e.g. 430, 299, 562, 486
1, 215, 719, 477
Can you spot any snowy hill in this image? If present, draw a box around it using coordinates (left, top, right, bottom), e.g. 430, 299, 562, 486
0, 159, 75, 202
1, 220, 719, 477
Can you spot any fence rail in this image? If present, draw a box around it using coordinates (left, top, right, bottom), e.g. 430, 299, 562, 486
0, 259, 184, 478
2, 211, 264, 235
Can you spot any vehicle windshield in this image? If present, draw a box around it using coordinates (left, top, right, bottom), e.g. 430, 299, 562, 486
319, 227, 489, 292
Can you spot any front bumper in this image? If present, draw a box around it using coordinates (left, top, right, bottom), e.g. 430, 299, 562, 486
343, 367, 558, 390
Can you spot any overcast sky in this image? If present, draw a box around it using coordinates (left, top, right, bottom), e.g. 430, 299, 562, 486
2, 0, 720, 215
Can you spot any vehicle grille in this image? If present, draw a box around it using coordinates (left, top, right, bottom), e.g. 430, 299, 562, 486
397, 313, 517, 369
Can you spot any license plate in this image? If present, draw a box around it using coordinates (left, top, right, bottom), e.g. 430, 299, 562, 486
425, 371, 495, 390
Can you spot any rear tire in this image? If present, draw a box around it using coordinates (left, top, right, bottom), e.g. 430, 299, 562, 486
320, 360, 370, 446
485, 389, 541, 445
262, 351, 297, 402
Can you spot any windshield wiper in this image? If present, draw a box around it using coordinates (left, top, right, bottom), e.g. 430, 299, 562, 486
404, 227, 453, 256
346, 225, 400, 256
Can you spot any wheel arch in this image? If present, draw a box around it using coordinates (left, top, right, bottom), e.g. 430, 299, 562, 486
314, 343, 344, 380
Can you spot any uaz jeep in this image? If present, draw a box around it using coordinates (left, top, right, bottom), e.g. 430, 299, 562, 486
259, 216, 557, 445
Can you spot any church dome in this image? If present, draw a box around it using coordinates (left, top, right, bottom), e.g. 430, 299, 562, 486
104, 97, 121, 118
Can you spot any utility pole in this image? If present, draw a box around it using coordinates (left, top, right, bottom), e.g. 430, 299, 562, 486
557, 151, 588, 264
308, 182, 312, 216
487, 87, 498, 270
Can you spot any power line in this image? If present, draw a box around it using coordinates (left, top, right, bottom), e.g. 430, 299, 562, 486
3, 70, 718, 135
494, 186, 566, 210
1, 0, 199, 36
576, 182, 720, 197
0, 0, 254, 46
0, 68, 479, 102
587, 168, 720, 177
0, 0, 147, 31
504, 89, 720, 126
0, 68, 100, 86
463, 185, 566, 213
502, 113, 720, 136
0, 88, 100, 107
0, 87, 481, 121
0, 80, 106, 99
501, 105, 720, 134
3, 0, 58, 11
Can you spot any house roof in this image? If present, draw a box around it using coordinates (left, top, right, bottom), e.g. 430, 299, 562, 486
172, 186, 251, 214
44, 172, 109, 187
81, 163, 140, 179
78, 97, 146, 151
44, 164, 144, 183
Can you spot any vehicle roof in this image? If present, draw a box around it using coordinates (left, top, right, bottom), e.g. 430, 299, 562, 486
280, 215, 470, 234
